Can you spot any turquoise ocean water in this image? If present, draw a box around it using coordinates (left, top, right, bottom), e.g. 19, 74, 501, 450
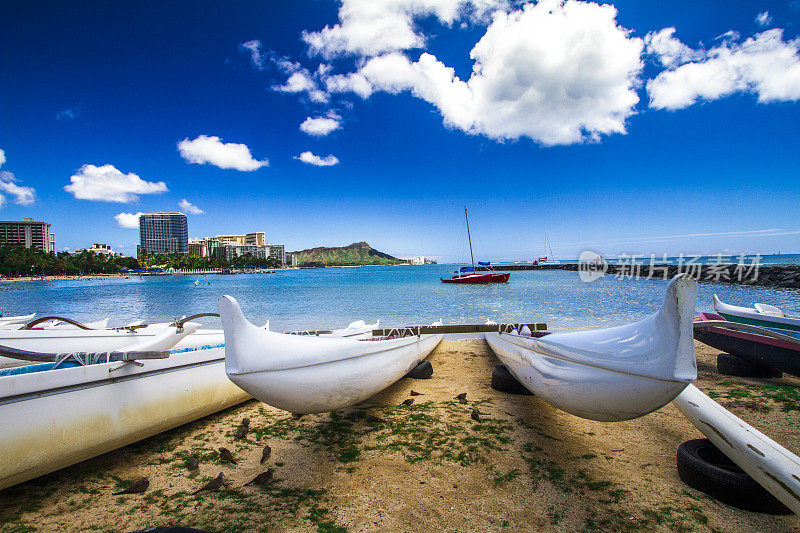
0, 263, 798, 332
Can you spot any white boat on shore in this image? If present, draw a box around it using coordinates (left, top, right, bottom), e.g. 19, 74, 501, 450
486, 274, 698, 421
0, 323, 250, 490
713, 294, 800, 335
0, 323, 225, 369
0, 313, 36, 326
218, 295, 442, 413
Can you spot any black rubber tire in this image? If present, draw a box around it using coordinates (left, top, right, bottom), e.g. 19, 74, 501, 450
676, 438, 791, 514
717, 354, 782, 379
490, 365, 533, 395
405, 360, 433, 379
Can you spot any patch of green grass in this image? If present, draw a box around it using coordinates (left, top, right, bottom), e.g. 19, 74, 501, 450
307, 506, 347, 533
488, 467, 521, 486
547, 507, 566, 525
710, 381, 800, 412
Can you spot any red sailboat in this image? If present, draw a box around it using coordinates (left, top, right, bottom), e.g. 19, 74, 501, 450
441, 207, 510, 284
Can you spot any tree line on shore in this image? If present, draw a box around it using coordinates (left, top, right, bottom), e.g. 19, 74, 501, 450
0, 243, 280, 277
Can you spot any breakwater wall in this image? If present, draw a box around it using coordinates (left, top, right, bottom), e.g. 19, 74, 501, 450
494, 263, 800, 290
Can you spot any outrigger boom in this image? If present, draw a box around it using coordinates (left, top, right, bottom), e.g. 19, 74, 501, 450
0, 345, 169, 365
370, 323, 548, 337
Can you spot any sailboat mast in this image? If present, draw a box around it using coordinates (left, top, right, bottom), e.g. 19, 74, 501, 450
545, 230, 554, 258
465, 206, 475, 269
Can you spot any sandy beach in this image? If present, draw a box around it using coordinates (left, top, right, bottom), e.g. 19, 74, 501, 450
0, 274, 132, 283
0, 339, 797, 532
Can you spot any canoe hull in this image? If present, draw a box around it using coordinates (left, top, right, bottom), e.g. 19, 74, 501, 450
485, 332, 689, 421
0, 346, 248, 490
714, 294, 800, 334
694, 312, 800, 377
219, 294, 442, 414
227, 334, 442, 413
485, 274, 698, 421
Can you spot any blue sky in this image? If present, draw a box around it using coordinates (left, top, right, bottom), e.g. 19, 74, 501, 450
1, 0, 799, 262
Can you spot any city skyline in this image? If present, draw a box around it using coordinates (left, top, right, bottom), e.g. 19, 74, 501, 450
1, 1, 800, 262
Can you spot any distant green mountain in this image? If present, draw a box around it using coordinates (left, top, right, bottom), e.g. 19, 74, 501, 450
290, 242, 405, 267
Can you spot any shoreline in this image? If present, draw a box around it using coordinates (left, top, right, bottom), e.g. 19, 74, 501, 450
0, 268, 300, 284
0, 339, 796, 532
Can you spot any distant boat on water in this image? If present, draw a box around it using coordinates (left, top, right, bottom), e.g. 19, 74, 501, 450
534, 231, 560, 265
441, 207, 510, 284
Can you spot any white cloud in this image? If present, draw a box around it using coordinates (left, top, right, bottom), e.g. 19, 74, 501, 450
644, 28, 703, 68
178, 135, 268, 171
716, 30, 740, 43
275, 70, 316, 93
647, 29, 800, 110
240, 40, 265, 69
325, 71, 374, 98
299, 115, 342, 136
0, 150, 36, 207
302, 0, 505, 58
114, 212, 143, 229
756, 11, 772, 27
272, 67, 331, 104
0, 172, 36, 206
179, 199, 205, 215
64, 164, 168, 202
56, 107, 79, 120
353, 1, 643, 145
295, 151, 340, 166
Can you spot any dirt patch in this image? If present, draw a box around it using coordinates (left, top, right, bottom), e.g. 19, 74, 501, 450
1, 339, 798, 532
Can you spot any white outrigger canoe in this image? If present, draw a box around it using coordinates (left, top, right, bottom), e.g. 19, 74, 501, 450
486, 274, 698, 422
0, 323, 249, 490
713, 294, 800, 335
0, 315, 226, 369
286, 319, 380, 339
218, 295, 442, 413
0, 313, 36, 326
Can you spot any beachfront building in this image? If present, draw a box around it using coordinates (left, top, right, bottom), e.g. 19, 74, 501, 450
138, 212, 188, 257
188, 240, 207, 257
0, 218, 55, 253
285, 253, 297, 267
268, 244, 285, 265
188, 231, 286, 265
83, 243, 116, 256
216, 232, 266, 246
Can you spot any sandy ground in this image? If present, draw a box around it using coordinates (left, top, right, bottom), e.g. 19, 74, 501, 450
1, 339, 798, 532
